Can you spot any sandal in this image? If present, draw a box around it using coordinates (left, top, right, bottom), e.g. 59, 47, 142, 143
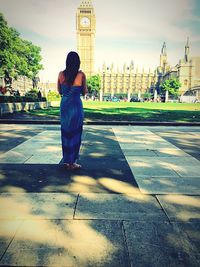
63, 163, 70, 169
63, 163, 82, 170
70, 163, 82, 170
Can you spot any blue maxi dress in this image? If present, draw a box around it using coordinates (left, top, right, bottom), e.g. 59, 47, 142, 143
60, 84, 84, 164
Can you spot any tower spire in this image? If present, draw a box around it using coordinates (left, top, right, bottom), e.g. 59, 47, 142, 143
161, 42, 167, 56
184, 37, 190, 63
160, 42, 168, 73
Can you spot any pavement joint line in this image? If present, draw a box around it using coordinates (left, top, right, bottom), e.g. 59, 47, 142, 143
171, 168, 183, 178
23, 154, 34, 164
73, 193, 80, 219
121, 221, 132, 267
0, 220, 24, 262
155, 195, 172, 224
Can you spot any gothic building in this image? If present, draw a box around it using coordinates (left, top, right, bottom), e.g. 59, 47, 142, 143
99, 62, 157, 100
160, 38, 200, 96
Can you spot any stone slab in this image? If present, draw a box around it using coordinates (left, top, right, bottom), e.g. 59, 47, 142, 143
0, 130, 62, 164
0, 220, 130, 267
120, 149, 158, 157
75, 193, 167, 221
123, 221, 199, 267
125, 156, 200, 178
0, 193, 77, 219
80, 156, 130, 171
0, 220, 22, 258
135, 176, 200, 195
128, 161, 180, 178
25, 154, 62, 164
154, 156, 200, 166
173, 166, 200, 177
157, 195, 200, 222
0, 151, 31, 164
118, 142, 178, 150
155, 148, 191, 157
80, 146, 121, 157
177, 222, 200, 253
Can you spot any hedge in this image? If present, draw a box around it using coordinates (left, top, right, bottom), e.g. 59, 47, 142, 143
0, 96, 47, 103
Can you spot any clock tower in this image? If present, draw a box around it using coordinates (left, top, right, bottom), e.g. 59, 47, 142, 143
76, 0, 96, 77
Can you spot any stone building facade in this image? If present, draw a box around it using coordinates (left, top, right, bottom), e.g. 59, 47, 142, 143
0, 75, 32, 96
12, 76, 32, 95
99, 62, 157, 100
159, 38, 200, 97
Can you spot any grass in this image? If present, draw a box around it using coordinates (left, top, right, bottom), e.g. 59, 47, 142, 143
29, 101, 200, 122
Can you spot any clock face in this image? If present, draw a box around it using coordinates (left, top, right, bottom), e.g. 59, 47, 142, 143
80, 17, 90, 27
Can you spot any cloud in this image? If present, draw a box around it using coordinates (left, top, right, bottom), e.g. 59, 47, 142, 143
94, 0, 198, 42
0, 0, 79, 39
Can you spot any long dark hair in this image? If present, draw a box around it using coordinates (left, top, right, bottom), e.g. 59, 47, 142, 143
63, 51, 80, 86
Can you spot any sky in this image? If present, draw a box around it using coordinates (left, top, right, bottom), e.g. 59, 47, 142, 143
0, 0, 200, 82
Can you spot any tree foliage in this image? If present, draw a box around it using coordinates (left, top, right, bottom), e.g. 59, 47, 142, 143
47, 90, 61, 101
0, 13, 43, 88
87, 75, 101, 96
160, 78, 181, 96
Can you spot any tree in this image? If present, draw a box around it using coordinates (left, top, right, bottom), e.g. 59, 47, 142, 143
160, 78, 181, 97
87, 74, 101, 96
0, 13, 43, 89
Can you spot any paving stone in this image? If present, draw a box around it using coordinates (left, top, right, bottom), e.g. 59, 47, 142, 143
0, 130, 62, 164
173, 166, 200, 177
25, 154, 61, 164
135, 176, 200, 195
120, 149, 158, 157
157, 195, 200, 222
113, 128, 152, 136
123, 221, 199, 267
0, 129, 42, 154
129, 165, 179, 178
75, 193, 167, 221
80, 156, 130, 171
0, 220, 130, 267
121, 142, 178, 150
177, 222, 200, 253
126, 156, 191, 177
155, 148, 190, 157
156, 157, 200, 166
0, 151, 31, 164
80, 146, 121, 157
0, 220, 22, 258
153, 129, 200, 161
0, 193, 77, 219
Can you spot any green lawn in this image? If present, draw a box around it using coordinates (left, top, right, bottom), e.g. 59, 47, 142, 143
30, 101, 200, 122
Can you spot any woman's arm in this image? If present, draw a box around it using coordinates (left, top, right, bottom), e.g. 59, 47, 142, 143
82, 72, 88, 96
57, 72, 62, 95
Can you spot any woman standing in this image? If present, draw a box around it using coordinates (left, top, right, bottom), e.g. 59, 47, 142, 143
57, 51, 87, 170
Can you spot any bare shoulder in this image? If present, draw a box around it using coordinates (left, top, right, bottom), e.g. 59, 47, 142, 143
78, 70, 86, 79
58, 71, 64, 79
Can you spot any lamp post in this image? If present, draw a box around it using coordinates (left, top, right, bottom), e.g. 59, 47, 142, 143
100, 72, 105, 102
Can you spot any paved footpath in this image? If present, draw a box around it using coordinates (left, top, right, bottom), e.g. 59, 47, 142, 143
0, 124, 200, 266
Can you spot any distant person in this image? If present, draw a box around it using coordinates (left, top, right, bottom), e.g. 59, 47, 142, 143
37, 90, 42, 100
57, 51, 87, 170
16, 90, 20, 96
